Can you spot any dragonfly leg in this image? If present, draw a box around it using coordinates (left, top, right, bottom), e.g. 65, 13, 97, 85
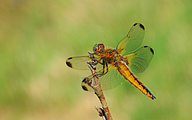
97, 61, 109, 77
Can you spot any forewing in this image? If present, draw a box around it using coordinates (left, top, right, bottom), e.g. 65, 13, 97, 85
116, 23, 145, 55
66, 56, 103, 70
124, 46, 154, 73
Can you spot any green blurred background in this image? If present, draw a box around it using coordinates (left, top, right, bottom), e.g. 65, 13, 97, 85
0, 0, 192, 120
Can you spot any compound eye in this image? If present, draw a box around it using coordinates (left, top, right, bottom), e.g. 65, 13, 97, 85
93, 44, 105, 54
93, 44, 99, 53
98, 44, 105, 49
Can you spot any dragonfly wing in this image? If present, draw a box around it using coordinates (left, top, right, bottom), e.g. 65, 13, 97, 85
66, 56, 103, 70
99, 65, 125, 90
81, 64, 125, 91
124, 46, 154, 73
66, 56, 91, 70
116, 23, 145, 55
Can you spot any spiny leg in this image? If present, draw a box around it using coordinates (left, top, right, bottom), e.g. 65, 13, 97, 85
97, 60, 109, 77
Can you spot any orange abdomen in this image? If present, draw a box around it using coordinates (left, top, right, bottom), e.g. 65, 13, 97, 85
117, 61, 156, 100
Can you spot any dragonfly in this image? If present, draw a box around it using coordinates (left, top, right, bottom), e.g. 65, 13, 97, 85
66, 23, 156, 100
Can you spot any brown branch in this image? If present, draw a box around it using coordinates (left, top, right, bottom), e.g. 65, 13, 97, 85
82, 63, 112, 120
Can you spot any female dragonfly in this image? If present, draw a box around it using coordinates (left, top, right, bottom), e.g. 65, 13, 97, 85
66, 23, 156, 100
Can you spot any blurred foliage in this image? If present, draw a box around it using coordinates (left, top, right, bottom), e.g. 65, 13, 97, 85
0, 0, 192, 120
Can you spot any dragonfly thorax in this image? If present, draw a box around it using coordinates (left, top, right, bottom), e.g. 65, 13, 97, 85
103, 49, 122, 64
93, 44, 122, 64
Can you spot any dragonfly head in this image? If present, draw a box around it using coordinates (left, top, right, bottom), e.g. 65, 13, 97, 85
93, 43, 105, 54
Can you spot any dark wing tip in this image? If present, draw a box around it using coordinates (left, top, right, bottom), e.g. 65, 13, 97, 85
66, 61, 73, 68
133, 23, 145, 30
150, 48, 154, 54
139, 23, 145, 30
133, 23, 138, 26
67, 57, 72, 60
66, 57, 73, 68
82, 85, 88, 91
143, 46, 154, 54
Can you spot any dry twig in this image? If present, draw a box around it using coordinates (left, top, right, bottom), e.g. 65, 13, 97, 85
82, 62, 112, 120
